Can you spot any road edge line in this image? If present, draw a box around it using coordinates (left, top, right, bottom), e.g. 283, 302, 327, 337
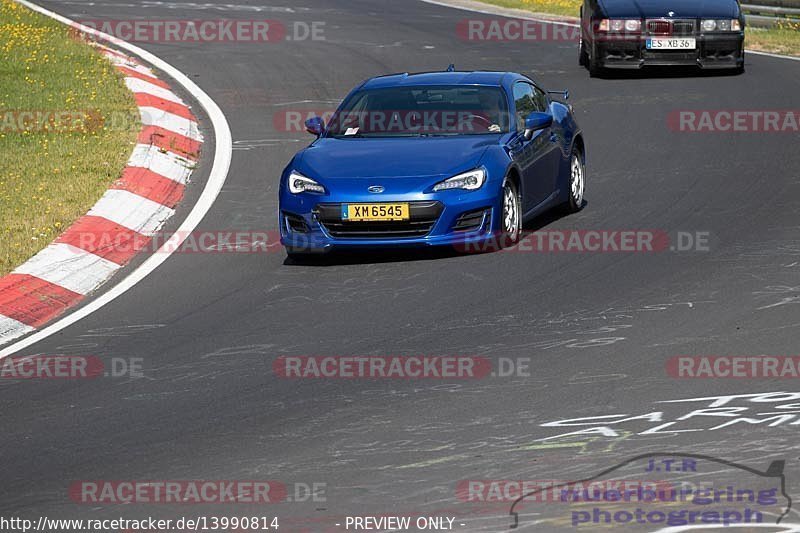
0, 0, 233, 358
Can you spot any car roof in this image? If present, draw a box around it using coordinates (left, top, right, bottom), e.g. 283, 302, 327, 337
360, 71, 521, 90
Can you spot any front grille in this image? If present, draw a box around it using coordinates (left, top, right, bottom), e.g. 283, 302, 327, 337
647, 20, 671, 34
672, 21, 695, 35
315, 201, 443, 239
646, 19, 696, 36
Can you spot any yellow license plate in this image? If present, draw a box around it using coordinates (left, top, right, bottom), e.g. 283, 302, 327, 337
342, 203, 409, 222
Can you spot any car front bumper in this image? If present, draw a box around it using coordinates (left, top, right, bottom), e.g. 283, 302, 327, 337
279, 188, 503, 253
594, 32, 745, 69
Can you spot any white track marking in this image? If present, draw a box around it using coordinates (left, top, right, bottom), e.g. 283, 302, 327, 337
87, 190, 176, 236
747, 49, 800, 62
128, 144, 194, 184
2, 0, 232, 357
125, 77, 185, 104
0, 317, 35, 344
102, 51, 159, 76
14, 244, 121, 295
139, 106, 203, 141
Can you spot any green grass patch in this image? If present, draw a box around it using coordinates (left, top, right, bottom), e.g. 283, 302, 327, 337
478, 0, 581, 18
476, 0, 800, 57
746, 21, 800, 57
0, 0, 138, 276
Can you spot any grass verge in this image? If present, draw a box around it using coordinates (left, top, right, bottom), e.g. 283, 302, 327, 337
746, 21, 800, 56
477, 0, 580, 18
477, 0, 800, 57
0, 0, 138, 276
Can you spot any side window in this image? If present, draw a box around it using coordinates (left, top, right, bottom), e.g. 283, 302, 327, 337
532, 85, 549, 113
512, 82, 536, 131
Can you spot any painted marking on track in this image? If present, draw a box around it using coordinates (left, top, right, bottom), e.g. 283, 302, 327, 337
128, 143, 194, 184
13, 244, 121, 295
139, 107, 202, 141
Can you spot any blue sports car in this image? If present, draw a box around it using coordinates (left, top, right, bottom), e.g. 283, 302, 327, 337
278, 69, 586, 258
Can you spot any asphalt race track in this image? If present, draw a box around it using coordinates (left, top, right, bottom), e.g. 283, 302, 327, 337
3, 1, 800, 531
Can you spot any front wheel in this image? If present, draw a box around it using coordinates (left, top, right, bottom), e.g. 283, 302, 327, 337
566, 148, 586, 213
587, 43, 603, 77
499, 178, 522, 248
588, 53, 602, 77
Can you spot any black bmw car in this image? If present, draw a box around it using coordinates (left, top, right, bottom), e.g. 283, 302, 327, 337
580, 0, 746, 75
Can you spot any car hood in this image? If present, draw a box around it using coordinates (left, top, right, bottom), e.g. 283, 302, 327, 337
598, 0, 739, 19
296, 136, 494, 180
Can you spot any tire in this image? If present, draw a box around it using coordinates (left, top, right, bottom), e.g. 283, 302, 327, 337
499, 178, 522, 249
579, 37, 589, 67
586, 41, 603, 77
579, 7, 588, 67
588, 52, 602, 78
565, 147, 586, 213
735, 51, 746, 75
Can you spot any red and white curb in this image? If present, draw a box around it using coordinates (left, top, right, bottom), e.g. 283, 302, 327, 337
0, 43, 203, 344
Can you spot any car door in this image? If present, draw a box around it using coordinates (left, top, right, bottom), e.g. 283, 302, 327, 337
531, 83, 562, 197
509, 81, 560, 214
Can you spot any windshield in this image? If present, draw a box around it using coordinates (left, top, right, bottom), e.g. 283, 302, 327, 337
327, 85, 510, 137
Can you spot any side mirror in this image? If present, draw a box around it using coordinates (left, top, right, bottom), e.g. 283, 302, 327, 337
523, 112, 552, 140
305, 116, 324, 136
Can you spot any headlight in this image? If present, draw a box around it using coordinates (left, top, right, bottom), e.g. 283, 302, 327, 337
287, 171, 325, 194
598, 19, 641, 32
624, 19, 642, 32
702, 19, 741, 31
432, 169, 486, 192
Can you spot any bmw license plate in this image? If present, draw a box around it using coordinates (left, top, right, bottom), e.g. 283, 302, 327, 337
646, 38, 696, 50
341, 203, 410, 222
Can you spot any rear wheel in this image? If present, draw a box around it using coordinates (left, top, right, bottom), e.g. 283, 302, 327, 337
499, 178, 522, 248
566, 147, 586, 213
